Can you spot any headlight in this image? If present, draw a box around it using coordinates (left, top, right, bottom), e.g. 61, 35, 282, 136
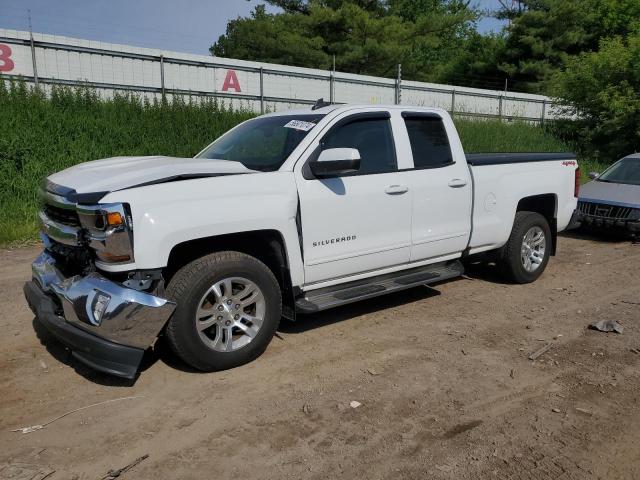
77, 203, 134, 264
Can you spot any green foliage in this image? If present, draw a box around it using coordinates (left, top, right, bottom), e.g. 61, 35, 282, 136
551, 33, 640, 162
211, 0, 487, 85
0, 80, 252, 245
498, 0, 640, 93
455, 118, 570, 154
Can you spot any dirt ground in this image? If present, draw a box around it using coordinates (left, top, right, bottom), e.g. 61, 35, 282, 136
1, 233, 639, 480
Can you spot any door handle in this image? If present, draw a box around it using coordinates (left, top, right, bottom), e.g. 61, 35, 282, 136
448, 179, 468, 188
385, 185, 409, 195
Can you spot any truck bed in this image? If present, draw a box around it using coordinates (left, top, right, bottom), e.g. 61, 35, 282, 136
466, 152, 579, 255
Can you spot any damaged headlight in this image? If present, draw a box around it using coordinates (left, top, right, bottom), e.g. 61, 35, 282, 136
77, 203, 134, 264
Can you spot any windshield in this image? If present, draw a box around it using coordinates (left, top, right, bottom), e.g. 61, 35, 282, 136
196, 114, 325, 171
598, 156, 640, 186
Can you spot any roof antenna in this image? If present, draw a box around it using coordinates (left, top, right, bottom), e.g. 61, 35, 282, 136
312, 98, 331, 110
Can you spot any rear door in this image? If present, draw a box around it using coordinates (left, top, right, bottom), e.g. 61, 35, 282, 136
295, 111, 412, 285
400, 112, 473, 261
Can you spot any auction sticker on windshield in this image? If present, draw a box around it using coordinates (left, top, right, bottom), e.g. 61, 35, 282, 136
284, 120, 316, 131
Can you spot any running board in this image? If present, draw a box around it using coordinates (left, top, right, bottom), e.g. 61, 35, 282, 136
295, 260, 464, 313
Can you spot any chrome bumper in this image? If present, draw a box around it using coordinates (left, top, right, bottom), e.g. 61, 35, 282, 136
31, 251, 175, 350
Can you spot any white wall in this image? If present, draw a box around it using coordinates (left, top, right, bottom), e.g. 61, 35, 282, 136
0, 29, 559, 120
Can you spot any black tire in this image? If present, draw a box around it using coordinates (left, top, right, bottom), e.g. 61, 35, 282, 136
498, 211, 552, 284
165, 251, 281, 372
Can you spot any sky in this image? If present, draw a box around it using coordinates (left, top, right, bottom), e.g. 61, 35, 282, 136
0, 0, 506, 56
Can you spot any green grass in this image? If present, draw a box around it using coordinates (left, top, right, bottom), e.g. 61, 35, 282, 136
0, 80, 253, 245
454, 118, 571, 153
0, 80, 602, 246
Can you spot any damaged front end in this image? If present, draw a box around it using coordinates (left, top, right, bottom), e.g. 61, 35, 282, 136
24, 182, 175, 379
25, 250, 175, 379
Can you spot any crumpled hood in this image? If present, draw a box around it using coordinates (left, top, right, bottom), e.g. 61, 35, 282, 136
48, 156, 254, 194
580, 180, 640, 208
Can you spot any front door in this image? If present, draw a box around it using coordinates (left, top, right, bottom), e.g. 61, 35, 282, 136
296, 113, 412, 285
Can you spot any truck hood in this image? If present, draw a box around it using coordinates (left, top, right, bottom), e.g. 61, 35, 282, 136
48, 156, 255, 195
580, 180, 640, 208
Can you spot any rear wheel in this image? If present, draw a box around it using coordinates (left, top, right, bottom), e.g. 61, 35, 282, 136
498, 211, 552, 284
165, 251, 281, 371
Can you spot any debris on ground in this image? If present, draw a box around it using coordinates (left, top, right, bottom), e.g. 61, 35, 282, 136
100, 454, 148, 480
349, 401, 361, 409
302, 403, 311, 415
0, 462, 54, 480
551, 408, 561, 413
576, 408, 592, 415
630, 348, 640, 355
528, 342, 552, 361
588, 319, 623, 334
11, 396, 144, 434
367, 368, 381, 376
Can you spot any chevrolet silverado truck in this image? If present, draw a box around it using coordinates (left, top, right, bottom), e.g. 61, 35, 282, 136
24, 105, 580, 379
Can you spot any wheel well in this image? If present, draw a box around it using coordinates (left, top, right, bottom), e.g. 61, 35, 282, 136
517, 194, 558, 255
164, 230, 296, 320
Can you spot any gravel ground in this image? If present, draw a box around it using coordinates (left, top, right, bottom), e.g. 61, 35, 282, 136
0, 233, 639, 480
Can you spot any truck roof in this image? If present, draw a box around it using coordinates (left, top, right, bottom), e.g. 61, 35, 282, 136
262, 104, 448, 117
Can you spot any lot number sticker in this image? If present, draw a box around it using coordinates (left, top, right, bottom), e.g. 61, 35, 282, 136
284, 120, 316, 131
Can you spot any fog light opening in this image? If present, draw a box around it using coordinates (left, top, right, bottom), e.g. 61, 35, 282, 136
93, 292, 111, 324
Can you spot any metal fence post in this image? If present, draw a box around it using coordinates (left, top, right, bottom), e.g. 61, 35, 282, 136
395, 64, 402, 105
541, 99, 546, 125
329, 71, 335, 104
159, 55, 165, 96
451, 90, 456, 114
29, 33, 39, 88
259, 67, 265, 114
330, 55, 336, 104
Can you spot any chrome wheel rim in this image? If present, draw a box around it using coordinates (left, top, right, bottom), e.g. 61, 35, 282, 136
521, 226, 546, 273
195, 277, 265, 352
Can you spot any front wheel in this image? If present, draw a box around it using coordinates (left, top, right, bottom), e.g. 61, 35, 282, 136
498, 211, 552, 284
165, 251, 282, 371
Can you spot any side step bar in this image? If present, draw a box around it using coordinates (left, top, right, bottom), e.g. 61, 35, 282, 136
295, 260, 464, 313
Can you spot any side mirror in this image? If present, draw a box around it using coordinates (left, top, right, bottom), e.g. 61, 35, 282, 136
588, 172, 599, 180
310, 148, 361, 177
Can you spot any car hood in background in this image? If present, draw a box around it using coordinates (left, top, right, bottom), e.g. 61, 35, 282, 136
47, 156, 255, 195
580, 180, 640, 208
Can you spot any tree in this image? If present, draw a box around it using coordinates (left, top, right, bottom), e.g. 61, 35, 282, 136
211, 0, 480, 83
498, 0, 640, 93
552, 33, 640, 161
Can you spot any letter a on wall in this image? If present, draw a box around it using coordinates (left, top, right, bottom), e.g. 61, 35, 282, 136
221, 69, 241, 92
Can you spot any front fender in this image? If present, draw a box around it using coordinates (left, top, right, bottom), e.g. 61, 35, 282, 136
100, 172, 305, 287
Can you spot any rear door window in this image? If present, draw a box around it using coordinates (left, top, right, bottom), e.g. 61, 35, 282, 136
403, 115, 453, 169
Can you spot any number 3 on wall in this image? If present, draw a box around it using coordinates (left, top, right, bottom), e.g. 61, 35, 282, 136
0, 44, 15, 72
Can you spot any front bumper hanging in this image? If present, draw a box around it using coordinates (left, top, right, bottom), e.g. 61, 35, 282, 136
24, 251, 175, 379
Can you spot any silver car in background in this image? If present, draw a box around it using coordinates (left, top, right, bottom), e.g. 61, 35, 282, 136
576, 154, 640, 235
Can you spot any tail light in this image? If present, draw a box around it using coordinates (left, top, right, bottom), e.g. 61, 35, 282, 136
574, 167, 581, 198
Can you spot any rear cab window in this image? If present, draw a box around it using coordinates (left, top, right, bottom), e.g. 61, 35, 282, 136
402, 113, 453, 169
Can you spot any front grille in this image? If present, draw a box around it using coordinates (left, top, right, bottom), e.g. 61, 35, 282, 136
577, 201, 636, 220
43, 204, 81, 227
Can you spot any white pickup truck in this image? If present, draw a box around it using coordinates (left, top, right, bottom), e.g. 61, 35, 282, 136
24, 104, 580, 379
